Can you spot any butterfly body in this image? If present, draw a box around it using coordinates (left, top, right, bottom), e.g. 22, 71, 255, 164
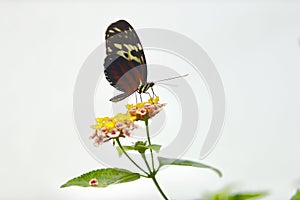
137, 82, 155, 94
104, 20, 187, 102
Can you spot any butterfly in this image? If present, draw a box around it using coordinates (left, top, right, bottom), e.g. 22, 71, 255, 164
104, 20, 187, 102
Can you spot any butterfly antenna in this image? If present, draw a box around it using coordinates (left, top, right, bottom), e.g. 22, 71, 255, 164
155, 82, 179, 87
154, 74, 188, 83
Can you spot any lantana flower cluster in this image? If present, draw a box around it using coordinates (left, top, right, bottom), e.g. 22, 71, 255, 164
90, 96, 166, 146
126, 96, 166, 120
90, 113, 136, 146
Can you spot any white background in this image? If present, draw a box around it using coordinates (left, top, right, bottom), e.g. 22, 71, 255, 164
1, 1, 300, 199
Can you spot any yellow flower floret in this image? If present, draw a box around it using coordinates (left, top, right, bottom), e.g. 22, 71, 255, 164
104, 121, 115, 129
148, 96, 159, 104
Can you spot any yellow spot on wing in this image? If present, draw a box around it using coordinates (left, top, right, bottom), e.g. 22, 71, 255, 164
113, 27, 121, 32
123, 44, 135, 51
114, 43, 122, 49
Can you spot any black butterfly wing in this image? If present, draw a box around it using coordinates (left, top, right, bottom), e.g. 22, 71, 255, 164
104, 20, 147, 96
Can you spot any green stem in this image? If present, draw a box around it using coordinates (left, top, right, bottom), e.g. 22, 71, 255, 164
151, 175, 168, 200
116, 138, 149, 176
141, 153, 152, 174
145, 119, 155, 171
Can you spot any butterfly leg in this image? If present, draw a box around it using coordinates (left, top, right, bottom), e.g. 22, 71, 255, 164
135, 92, 138, 104
151, 87, 156, 98
146, 92, 154, 103
140, 93, 143, 102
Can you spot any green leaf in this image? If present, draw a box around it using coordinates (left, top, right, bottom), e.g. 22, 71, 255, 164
135, 142, 161, 153
134, 141, 148, 153
148, 144, 162, 153
116, 141, 162, 156
291, 189, 300, 200
157, 156, 222, 177
60, 168, 140, 188
116, 145, 135, 156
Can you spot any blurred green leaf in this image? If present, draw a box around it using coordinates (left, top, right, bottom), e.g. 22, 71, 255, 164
204, 187, 267, 200
60, 168, 140, 188
228, 193, 267, 200
291, 189, 300, 200
157, 156, 222, 177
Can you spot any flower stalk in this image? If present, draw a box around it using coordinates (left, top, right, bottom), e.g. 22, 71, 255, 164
116, 138, 149, 176
144, 118, 155, 173
117, 124, 169, 199
151, 175, 168, 200
144, 119, 168, 199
